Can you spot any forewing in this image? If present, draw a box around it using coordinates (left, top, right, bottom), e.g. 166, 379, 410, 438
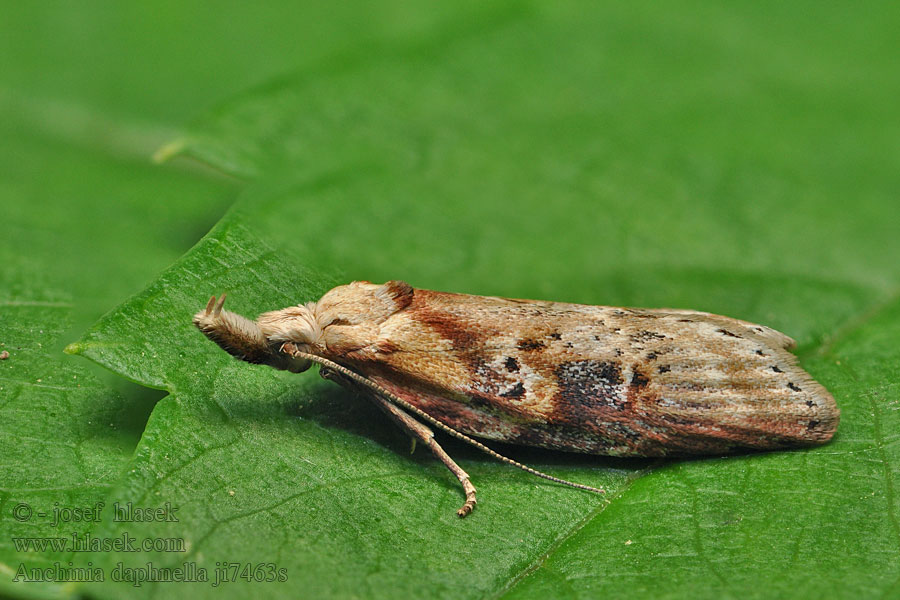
327, 290, 838, 457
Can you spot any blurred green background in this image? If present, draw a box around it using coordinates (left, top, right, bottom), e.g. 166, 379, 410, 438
1, 2, 899, 599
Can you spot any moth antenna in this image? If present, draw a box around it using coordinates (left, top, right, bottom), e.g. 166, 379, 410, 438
291, 351, 605, 496
204, 295, 217, 314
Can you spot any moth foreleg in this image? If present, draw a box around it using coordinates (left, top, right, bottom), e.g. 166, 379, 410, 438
320, 368, 477, 517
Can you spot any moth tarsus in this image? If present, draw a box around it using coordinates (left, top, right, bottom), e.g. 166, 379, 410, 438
193, 281, 839, 517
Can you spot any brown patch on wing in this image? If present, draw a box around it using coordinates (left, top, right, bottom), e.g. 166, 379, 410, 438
381, 280, 414, 308
357, 366, 527, 441
407, 290, 489, 352
398, 290, 536, 416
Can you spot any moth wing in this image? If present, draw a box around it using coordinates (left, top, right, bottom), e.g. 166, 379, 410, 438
330, 290, 837, 456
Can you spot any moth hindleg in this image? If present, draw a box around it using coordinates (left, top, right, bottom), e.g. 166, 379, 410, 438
320, 368, 477, 517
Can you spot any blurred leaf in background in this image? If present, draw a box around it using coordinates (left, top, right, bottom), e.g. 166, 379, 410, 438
2, 1, 899, 599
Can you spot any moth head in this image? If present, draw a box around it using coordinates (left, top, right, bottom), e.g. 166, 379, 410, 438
196, 282, 414, 371
193, 295, 311, 372
257, 281, 414, 356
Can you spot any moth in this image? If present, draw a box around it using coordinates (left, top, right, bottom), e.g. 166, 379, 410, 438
194, 280, 839, 517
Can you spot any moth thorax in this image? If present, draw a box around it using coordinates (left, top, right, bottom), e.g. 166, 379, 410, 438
257, 302, 325, 350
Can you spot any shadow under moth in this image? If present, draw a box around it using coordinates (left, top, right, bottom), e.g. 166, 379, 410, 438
193, 280, 839, 517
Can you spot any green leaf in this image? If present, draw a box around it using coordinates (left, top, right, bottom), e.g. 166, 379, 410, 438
177, 0, 900, 287
0, 20, 236, 595
0, 2, 491, 125
9, 1, 900, 598
0, 279, 131, 600
0, 128, 235, 599
70, 2, 900, 598
71, 218, 633, 599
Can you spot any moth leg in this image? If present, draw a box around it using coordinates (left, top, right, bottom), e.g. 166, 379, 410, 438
372, 393, 478, 518
320, 368, 477, 517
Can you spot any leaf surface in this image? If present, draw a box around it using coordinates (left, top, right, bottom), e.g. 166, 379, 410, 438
13, 1, 900, 598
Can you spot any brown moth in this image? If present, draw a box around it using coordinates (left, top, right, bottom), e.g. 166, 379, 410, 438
193, 280, 839, 517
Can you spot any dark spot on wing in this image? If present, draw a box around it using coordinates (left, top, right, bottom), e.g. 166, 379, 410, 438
548, 332, 562, 340
717, 328, 740, 338
630, 330, 666, 343
807, 419, 820, 431
630, 368, 650, 388
646, 352, 657, 360
772, 365, 783, 373
518, 338, 546, 351
806, 400, 815, 407
500, 382, 526, 399
504, 356, 520, 372
756, 349, 765, 356
658, 365, 671, 374
788, 382, 801, 392
554, 360, 626, 411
